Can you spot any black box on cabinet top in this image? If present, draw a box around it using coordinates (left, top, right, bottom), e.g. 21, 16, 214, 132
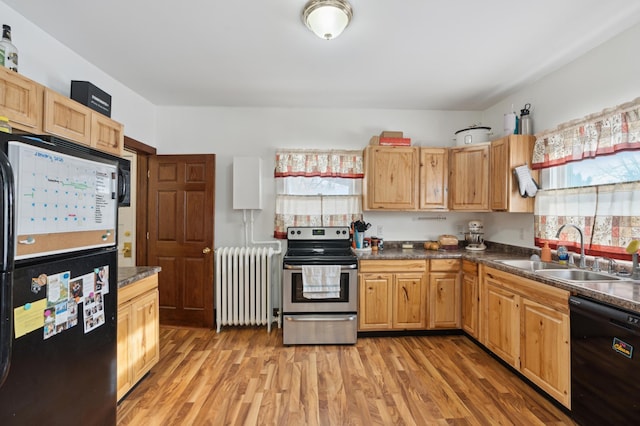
70, 80, 112, 117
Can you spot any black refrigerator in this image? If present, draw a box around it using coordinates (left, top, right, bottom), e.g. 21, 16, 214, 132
0, 134, 118, 424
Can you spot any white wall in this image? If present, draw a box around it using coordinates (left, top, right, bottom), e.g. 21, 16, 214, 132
478, 22, 640, 247
0, 1, 157, 144
6, 0, 639, 249
154, 107, 481, 247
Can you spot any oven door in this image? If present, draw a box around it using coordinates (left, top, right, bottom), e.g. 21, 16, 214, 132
282, 265, 357, 313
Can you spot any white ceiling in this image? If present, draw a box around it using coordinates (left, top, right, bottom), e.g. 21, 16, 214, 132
5, 0, 640, 110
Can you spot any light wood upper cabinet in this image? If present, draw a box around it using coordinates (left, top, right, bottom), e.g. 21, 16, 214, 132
449, 143, 490, 211
0, 67, 43, 132
461, 260, 479, 338
91, 111, 124, 156
490, 135, 537, 212
44, 88, 92, 144
0, 69, 126, 156
419, 148, 448, 210
364, 146, 419, 210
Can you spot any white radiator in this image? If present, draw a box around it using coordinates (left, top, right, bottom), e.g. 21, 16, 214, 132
215, 247, 275, 332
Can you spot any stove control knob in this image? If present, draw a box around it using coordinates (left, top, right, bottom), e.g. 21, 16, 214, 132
296, 230, 301, 235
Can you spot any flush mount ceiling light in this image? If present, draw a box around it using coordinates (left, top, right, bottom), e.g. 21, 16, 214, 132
302, 0, 353, 40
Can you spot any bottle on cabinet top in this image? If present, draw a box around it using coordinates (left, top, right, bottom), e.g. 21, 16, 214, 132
0, 24, 18, 72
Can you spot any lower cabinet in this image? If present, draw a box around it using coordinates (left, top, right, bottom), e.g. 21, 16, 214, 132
480, 266, 571, 408
428, 259, 461, 329
117, 274, 160, 401
461, 260, 479, 338
520, 298, 571, 407
482, 277, 520, 367
358, 260, 427, 331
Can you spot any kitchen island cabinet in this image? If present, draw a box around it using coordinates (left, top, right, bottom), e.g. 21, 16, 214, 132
358, 259, 427, 330
117, 267, 161, 401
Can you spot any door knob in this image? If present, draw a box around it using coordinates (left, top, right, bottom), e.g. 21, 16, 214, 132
202, 247, 212, 254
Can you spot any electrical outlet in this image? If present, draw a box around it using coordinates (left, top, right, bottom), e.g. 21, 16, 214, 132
377, 225, 383, 236
519, 228, 525, 240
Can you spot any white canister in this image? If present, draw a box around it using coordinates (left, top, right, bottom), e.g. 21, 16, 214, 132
504, 112, 517, 136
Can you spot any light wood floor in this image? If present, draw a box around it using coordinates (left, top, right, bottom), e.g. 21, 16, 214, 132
117, 326, 576, 425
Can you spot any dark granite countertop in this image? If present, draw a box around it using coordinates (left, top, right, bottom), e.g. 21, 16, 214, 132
118, 266, 162, 289
355, 242, 640, 313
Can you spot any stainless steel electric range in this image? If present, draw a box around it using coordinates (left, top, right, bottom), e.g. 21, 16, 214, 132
282, 226, 358, 345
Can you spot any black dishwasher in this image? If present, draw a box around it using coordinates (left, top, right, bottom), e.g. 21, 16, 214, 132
570, 296, 640, 425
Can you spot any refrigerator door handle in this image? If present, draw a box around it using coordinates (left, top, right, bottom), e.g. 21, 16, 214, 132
0, 149, 15, 387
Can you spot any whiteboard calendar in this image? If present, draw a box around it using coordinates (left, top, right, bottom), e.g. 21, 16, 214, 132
9, 141, 118, 236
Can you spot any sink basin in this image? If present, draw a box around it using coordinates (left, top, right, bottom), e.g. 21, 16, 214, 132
535, 269, 625, 281
495, 259, 568, 271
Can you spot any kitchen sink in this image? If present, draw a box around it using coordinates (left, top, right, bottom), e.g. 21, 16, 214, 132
535, 269, 626, 282
495, 259, 569, 271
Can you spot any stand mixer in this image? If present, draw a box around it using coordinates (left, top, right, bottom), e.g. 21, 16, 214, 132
465, 220, 486, 251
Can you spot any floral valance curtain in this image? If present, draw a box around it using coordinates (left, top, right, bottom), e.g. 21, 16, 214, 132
273, 195, 362, 239
534, 182, 640, 258
274, 149, 364, 178
532, 97, 640, 169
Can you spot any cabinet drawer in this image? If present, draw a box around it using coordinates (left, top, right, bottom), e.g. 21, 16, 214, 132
359, 259, 427, 273
462, 259, 478, 274
430, 258, 460, 272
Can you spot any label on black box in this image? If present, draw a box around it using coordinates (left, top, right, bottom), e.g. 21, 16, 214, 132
612, 337, 633, 359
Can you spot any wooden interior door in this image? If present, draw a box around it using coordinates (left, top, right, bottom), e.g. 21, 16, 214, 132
147, 154, 216, 327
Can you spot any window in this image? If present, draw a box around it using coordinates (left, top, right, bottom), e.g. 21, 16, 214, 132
273, 150, 363, 239
542, 151, 640, 189
533, 97, 640, 259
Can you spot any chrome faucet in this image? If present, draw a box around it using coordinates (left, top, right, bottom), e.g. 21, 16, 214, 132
633, 253, 640, 280
556, 224, 586, 269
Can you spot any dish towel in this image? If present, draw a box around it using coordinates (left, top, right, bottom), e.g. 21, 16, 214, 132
302, 265, 342, 299
514, 164, 539, 198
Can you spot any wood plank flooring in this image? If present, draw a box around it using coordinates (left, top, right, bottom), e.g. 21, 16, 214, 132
117, 326, 576, 425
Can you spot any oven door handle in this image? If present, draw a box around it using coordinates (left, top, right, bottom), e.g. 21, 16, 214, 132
283, 264, 357, 270
285, 315, 357, 322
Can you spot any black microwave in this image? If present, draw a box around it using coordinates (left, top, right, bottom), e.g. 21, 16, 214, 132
29, 135, 132, 206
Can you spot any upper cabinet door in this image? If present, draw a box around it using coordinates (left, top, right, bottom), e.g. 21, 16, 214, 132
490, 135, 537, 212
419, 147, 448, 210
91, 112, 124, 156
0, 67, 43, 132
364, 146, 419, 210
449, 144, 490, 211
43, 88, 91, 145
